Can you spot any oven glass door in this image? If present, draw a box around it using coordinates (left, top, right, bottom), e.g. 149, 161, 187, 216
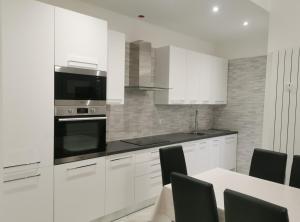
55, 72, 106, 101
55, 115, 106, 164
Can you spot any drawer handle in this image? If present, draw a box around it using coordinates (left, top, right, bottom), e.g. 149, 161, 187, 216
59, 117, 107, 122
110, 156, 132, 162
151, 151, 159, 154
3, 174, 41, 183
151, 163, 160, 167
68, 60, 98, 69
67, 163, 97, 171
4, 161, 41, 169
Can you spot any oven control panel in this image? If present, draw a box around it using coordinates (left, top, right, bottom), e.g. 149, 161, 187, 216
55, 106, 106, 116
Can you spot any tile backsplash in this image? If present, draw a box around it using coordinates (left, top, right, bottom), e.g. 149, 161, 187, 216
106, 42, 214, 141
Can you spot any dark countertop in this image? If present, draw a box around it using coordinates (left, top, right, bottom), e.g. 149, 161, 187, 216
106, 129, 238, 156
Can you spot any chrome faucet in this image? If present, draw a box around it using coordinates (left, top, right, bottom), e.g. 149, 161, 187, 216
194, 109, 199, 134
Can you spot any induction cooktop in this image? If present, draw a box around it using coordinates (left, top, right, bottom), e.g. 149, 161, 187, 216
121, 137, 170, 146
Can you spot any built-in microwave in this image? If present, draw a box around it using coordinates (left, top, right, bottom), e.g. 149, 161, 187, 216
55, 66, 107, 106
54, 106, 107, 165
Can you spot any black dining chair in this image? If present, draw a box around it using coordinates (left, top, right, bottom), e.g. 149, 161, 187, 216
171, 172, 219, 222
290, 155, 300, 189
159, 146, 187, 185
224, 189, 289, 222
249, 148, 287, 184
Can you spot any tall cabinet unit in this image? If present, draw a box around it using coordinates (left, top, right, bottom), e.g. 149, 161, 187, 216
55, 7, 108, 70
107, 30, 126, 104
0, 0, 54, 221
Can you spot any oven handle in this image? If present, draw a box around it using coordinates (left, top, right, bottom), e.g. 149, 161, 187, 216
58, 117, 107, 122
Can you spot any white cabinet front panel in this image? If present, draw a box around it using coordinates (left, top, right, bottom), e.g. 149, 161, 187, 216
107, 30, 126, 104
54, 158, 105, 222
3, 166, 53, 222
55, 7, 107, 71
1, 0, 54, 168
105, 154, 135, 214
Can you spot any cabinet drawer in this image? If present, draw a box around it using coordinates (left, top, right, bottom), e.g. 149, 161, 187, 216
109, 155, 134, 168
135, 152, 151, 164
3, 166, 53, 222
150, 161, 161, 174
150, 150, 160, 160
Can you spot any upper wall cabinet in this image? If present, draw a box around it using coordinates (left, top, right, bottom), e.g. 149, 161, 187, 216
55, 7, 108, 71
0, 0, 54, 168
155, 46, 187, 105
154, 46, 228, 105
107, 30, 126, 105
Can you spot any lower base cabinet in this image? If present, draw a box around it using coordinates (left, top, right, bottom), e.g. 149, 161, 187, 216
3, 166, 53, 222
54, 158, 105, 222
105, 153, 135, 215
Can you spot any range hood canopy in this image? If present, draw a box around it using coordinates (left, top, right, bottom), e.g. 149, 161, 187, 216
126, 40, 170, 91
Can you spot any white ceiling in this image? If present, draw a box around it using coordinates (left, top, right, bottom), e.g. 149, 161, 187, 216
82, 0, 269, 44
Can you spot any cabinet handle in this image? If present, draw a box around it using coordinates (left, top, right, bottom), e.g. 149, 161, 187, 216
215, 100, 225, 104
3, 174, 41, 183
110, 156, 132, 162
59, 117, 107, 122
202, 100, 209, 103
185, 149, 195, 153
4, 161, 41, 169
151, 151, 159, 154
67, 163, 97, 171
68, 60, 98, 69
151, 163, 161, 167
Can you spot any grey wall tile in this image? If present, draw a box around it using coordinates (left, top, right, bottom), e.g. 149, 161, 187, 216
213, 56, 267, 174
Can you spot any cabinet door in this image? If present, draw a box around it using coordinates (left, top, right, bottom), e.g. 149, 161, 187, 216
55, 7, 107, 70
105, 154, 135, 214
183, 142, 199, 175
1, 0, 54, 168
199, 54, 213, 104
54, 158, 105, 222
169, 46, 187, 104
186, 50, 202, 104
197, 140, 212, 173
107, 30, 125, 104
209, 138, 222, 169
3, 166, 53, 222
135, 174, 151, 203
210, 57, 228, 104
220, 135, 237, 170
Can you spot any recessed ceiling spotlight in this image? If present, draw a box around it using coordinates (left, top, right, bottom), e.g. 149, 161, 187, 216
137, 15, 145, 19
212, 6, 219, 13
243, 21, 249, 26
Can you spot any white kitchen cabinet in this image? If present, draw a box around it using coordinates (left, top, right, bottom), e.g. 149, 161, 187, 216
155, 46, 187, 105
155, 45, 228, 105
0, 0, 54, 168
107, 30, 126, 104
183, 142, 200, 175
209, 57, 228, 104
55, 7, 107, 70
2, 166, 53, 222
197, 140, 212, 172
54, 158, 105, 222
209, 138, 222, 169
105, 153, 135, 214
220, 135, 237, 170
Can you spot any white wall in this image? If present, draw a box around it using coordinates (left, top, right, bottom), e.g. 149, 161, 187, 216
216, 34, 268, 59
250, 0, 271, 12
268, 0, 300, 52
37, 0, 216, 55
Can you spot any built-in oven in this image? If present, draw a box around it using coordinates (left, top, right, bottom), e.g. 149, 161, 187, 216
55, 66, 107, 106
54, 106, 107, 165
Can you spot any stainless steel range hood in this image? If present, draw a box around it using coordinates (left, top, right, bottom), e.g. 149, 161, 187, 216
126, 40, 170, 91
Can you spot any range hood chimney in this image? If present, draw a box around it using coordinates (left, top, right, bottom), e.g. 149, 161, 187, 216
126, 40, 169, 91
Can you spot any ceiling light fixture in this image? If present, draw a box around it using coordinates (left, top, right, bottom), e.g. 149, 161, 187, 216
212, 6, 219, 13
137, 15, 145, 19
243, 21, 249, 26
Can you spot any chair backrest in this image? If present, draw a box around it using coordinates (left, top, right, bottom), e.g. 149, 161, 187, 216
171, 173, 219, 222
159, 146, 187, 185
249, 148, 287, 184
290, 155, 300, 189
224, 189, 289, 222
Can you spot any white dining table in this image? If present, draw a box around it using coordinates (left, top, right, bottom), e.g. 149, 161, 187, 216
151, 168, 300, 222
